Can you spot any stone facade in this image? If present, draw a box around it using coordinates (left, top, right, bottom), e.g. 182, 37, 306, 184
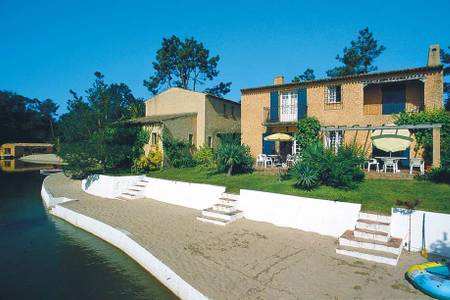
241, 66, 443, 158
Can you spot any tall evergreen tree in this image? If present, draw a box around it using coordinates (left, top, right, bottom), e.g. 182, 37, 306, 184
327, 27, 386, 77
144, 35, 232, 96
441, 46, 450, 110
292, 68, 315, 82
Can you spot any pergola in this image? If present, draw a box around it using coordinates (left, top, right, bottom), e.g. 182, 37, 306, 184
321, 123, 443, 167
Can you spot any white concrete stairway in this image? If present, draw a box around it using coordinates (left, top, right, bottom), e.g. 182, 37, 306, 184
196, 193, 243, 226
115, 177, 149, 201
336, 212, 403, 266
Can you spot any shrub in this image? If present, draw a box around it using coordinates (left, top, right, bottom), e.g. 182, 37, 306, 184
290, 162, 319, 190
215, 143, 253, 176
425, 167, 450, 184
294, 117, 321, 156
161, 134, 196, 168
193, 145, 216, 169
132, 146, 163, 173
290, 142, 365, 190
60, 143, 103, 179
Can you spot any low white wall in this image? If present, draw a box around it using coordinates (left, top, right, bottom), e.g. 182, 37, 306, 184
238, 190, 361, 238
82, 175, 143, 199
49, 204, 208, 300
41, 183, 73, 208
144, 177, 225, 210
391, 208, 450, 257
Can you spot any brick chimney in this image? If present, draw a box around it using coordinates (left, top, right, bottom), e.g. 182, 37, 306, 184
274, 75, 285, 85
427, 44, 440, 66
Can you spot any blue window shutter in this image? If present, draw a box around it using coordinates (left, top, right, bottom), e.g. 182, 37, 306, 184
297, 88, 307, 118
262, 133, 274, 154
382, 85, 405, 114
270, 91, 279, 122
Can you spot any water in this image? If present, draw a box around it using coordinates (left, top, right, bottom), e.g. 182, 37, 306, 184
0, 170, 175, 300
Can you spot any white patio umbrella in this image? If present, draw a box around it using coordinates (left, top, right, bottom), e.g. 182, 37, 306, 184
371, 128, 412, 155
263, 133, 294, 142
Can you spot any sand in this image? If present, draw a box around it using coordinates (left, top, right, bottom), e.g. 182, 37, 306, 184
45, 174, 429, 299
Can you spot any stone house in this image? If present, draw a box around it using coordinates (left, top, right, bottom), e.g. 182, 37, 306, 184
240, 45, 444, 166
131, 87, 240, 155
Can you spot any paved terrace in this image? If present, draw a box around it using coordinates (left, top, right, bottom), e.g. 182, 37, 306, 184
45, 174, 428, 300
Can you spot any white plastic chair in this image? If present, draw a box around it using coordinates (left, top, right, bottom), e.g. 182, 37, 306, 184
286, 154, 295, 167
366, 158, 379, 172
410, 158, 425, 175
383, 158, 398, 173
256, 154, 266, 167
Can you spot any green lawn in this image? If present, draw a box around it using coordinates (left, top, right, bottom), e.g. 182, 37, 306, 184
147, 167, 450, 215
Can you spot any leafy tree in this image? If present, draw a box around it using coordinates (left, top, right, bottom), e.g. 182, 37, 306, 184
38, 99, 59, 139
292, 68, 315, 82
144, 35, 231, 96
327, 27, 386, 77
0, 90, 54, 144
58, 72, 145, 178
441, 46, 450, 110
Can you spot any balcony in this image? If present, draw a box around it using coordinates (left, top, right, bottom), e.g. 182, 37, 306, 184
263, 105, 307, 126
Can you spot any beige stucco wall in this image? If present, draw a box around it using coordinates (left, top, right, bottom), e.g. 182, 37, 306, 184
424, 70, 444, 109
204, 96, 241, 148
241, 91, 270, 157
145, 88, 206, 146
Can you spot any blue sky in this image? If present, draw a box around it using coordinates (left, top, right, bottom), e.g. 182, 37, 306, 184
0, 0, 449, 114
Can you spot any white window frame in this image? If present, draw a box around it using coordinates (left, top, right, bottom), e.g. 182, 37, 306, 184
279, 91, 298, 122
326, 86, 342, 104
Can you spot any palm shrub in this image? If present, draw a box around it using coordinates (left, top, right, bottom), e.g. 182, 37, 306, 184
215, 143, 253, 176
290, 142, 366, 190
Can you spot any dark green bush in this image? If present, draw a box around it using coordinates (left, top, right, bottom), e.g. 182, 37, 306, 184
425, 167, 450, 184
290, 142, 366, 190
215, 143, 253, 176
161, 134, 196, 168
294, 117, 321, 156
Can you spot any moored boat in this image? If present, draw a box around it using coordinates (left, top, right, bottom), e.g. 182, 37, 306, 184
406, 262, 450, 299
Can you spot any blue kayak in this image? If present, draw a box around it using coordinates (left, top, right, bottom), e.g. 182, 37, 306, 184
406, 262, 450, 299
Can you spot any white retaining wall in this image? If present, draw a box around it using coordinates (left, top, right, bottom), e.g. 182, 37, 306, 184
143, 177, 225, 210
81, 175, 144, 199
41, 183, 73, 208
238, 189, 361, 238
391, 208, 450, 257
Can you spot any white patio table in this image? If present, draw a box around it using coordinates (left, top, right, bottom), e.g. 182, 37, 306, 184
375, 156, 408, 173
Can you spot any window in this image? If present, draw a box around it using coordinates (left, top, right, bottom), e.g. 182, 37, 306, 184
188, 133, 193, 145
151, 133, 157, 145
4, 148, 11, 154
325, 131, 344, 154
207, 136, 213, 148
223, 103, 227, 115
231, 106, 235, 117
279, 91, 298, 122
325, 85, 342, 109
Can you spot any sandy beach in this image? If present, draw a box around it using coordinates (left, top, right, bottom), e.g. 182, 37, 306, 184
45, 173, 428, 299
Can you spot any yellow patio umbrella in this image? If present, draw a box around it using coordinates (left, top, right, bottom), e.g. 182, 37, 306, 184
371, 128, 413, 154
264, 133, 294, 142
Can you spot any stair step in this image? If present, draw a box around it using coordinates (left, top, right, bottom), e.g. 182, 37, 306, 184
336, 245, 399, 266
213, 203, 236, 213
359, 212, 391, 223
221, 193, 240, 201
339, 230, 402, 255
354, 228, 389, 242
356, 219, 390, 233
201, 208, 243, 221
196, 216, 230, 226
129, 188, 144, 192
